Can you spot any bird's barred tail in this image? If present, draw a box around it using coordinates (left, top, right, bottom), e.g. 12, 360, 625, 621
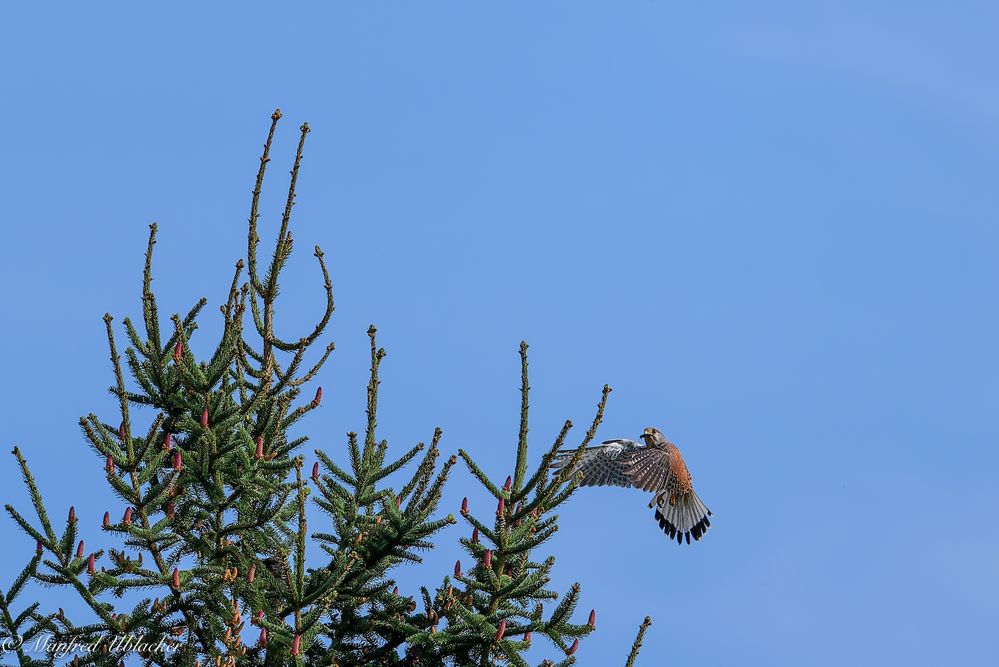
651, 491, 711, 545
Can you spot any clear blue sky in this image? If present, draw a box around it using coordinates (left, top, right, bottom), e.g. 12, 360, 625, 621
2, 3, 998, 665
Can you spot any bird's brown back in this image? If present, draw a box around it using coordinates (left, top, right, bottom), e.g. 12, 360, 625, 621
663, 443, 693, 494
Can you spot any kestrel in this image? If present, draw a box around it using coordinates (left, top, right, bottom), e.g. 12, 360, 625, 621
551, 427, 712, 544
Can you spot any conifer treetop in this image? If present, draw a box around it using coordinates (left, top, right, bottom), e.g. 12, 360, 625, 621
2, 112, 652, 667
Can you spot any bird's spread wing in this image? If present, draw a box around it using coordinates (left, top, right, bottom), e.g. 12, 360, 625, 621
550, 439, 640, 488
616, 446, 670, 492
617, 442, 695, 493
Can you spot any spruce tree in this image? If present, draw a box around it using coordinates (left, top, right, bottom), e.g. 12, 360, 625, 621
2, 111, 651, 667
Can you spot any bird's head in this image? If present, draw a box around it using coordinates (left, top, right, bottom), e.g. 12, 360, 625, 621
640, 427, 667, 446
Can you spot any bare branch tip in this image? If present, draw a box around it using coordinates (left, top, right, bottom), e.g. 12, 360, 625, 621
272, 109, 283, 120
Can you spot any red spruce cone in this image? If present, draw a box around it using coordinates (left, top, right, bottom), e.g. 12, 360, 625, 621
174, 340, 183, 362
483, 550, 492, 569
171, 568, 180, 589
461, 497, 468, 514
495, 620, 506, 642
103, 512, 110, 528
567, 639, 579, 656
76, 541, 84, 559
588, 609, 596, 629
87, 554, 96, 575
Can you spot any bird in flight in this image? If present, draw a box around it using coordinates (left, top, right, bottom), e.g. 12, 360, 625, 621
552, 426, 712, 544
